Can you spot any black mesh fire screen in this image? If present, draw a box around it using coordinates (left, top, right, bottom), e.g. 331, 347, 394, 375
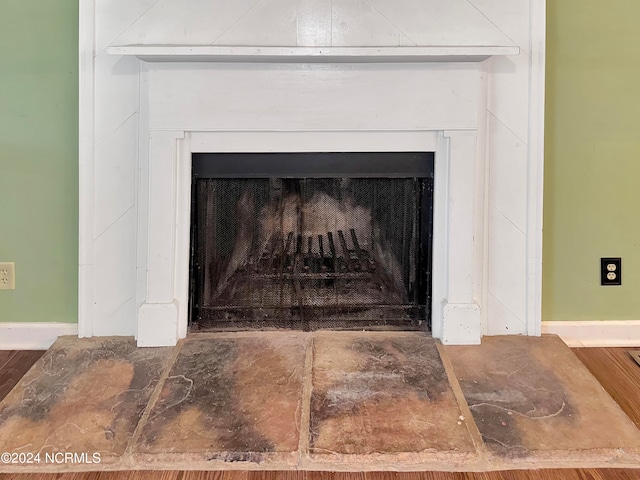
190, 153, 434, 332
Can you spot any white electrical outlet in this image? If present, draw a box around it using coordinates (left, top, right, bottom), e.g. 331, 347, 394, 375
0, 262, 15, 290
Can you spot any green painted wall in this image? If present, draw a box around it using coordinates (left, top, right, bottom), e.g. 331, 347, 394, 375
1, 1, 637, 325
0, 0, 78, 323
543, 1, 640, 320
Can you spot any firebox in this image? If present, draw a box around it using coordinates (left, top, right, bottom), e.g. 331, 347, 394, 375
189, 152, 434, 332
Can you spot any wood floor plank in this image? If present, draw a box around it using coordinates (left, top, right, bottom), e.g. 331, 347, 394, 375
597, 469, 640, 480
184, 471, 250, 480
498, 468, 606, 480
572, 347, 640, 428
248, 472, 305, 480
0, 350, 45, 402
60, 473, 103, 480
98, 471, 182, 480
1, 470, 640, 480
0, 351, 16, 372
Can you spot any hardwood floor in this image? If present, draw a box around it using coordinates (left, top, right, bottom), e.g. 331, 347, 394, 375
0, 350, 44, 401
0, 469, 638, 480
1, 347, 640, 480
573, 348, 640, 429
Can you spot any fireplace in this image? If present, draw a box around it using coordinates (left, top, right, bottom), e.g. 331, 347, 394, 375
79, 0, 545, 347
190, 153, 434, 332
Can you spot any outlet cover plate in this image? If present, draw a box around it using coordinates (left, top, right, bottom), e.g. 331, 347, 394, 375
0, 262, 15, 290
601, 257, 621, 286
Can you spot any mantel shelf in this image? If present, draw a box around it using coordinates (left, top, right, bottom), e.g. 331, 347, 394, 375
106, 45, 520, 63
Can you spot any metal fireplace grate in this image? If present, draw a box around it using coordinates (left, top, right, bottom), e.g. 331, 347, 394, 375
189, 153, 433, 332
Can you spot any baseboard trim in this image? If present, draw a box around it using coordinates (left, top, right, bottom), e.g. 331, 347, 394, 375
0, 323, 78, 350
543, 320, 640, 347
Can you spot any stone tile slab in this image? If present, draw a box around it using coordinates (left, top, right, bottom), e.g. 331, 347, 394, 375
135, 333, 307, 467
445, 335, 640, 463
0, 336, 173, 464
308, 332, 477, 465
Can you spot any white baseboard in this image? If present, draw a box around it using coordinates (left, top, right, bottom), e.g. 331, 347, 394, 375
0, 323, 78, 350
543, 320, 640, 347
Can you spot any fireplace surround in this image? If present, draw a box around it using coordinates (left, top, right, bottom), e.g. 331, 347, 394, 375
79, 0, 546, 346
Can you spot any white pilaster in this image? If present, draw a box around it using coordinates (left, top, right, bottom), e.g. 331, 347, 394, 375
137, 130, 184, 346
439, 131, 482, 344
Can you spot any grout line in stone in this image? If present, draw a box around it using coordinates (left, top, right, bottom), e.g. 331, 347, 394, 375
125, 339, 187, 457
436, 342, 489, 460
297, 332, 315, 465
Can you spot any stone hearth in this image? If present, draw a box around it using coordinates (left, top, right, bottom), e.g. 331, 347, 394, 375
1, 333, 640, 472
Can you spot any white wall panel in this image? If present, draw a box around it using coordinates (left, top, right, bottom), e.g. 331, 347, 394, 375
92, 33, 142, 337
487, 293, 526, 335
487, 207, 527, 329
148, 63, 479, 132
297, 0, 332, 45
366, 0, 514, 46
114, 0, 262, 46
107, 0, 516, 49
215, 0, 298, 46
93, 298, 137, 337
468, 0, 531, 54
94, 208, 137, 336
95, 0, 157, 53
487, 115, 528, 233
486, 52, 531, 142
94, 114, 138, 237
331, 0, 414, 47
483, 6, 532, 338
94, 52, 140, 142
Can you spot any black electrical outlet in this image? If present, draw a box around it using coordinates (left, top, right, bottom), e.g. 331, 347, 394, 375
601, 257, 622, 286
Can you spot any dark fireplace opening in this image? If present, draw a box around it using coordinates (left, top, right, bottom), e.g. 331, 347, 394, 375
189, 152, 434, 332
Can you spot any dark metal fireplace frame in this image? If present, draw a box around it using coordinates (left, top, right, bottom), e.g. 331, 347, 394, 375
189, 152, 435, 332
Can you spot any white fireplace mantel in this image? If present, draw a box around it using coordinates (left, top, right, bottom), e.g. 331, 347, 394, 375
106, 45, 520, 63
79, 0, 546, 347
